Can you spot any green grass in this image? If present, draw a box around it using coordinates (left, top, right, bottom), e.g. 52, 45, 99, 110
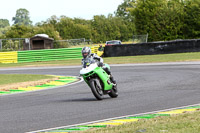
1, 52, 200, 68
83, 111, 200, 133
0, 74, 55, 85
104, 52, 200, 64
0, 59, 81, 68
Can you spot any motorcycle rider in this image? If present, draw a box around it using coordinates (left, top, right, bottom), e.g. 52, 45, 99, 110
98, 45, 104, 51
81, 47, 116, 85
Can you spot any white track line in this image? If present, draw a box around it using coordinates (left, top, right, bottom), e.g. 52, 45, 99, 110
27, 103, 200, 133
1, 61, 200, 71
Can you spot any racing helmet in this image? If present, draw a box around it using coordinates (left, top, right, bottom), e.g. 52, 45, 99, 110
82, 47, 91, 58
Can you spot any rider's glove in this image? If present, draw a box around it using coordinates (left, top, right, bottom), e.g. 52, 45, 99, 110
86, 63, 90, 66
94, 57, 100, 61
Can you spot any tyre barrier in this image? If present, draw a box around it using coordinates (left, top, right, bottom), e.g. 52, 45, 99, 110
0, 76, 80, 96
32, 104, 200, 133
104, 39, 200, 57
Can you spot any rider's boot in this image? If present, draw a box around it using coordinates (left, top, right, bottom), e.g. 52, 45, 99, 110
110, 75, 116, 86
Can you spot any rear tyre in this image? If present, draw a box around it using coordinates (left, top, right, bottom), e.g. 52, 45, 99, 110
89, 78, 103, 100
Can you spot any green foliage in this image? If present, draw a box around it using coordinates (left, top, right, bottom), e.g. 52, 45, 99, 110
91, 15, 112, 42
34, 24, 62, 40
2, 25, 32, 50
46, 15, 59, 27
128, 0, 200, 41
5, 24, 34, 38
73, 18, 91, 25
91, 15, 131, 43
115, 0, 135, 20
0, 19, 10, 28
0, 26, 10, 38
36, 15, 132, 43
1, 1, 199, 44
129, 0, 169, 41
183, 0, 200, 39
115, 0, 137, 41
12, 8, 32, 26
56, 17, 92, 40
0, 19, 10, 38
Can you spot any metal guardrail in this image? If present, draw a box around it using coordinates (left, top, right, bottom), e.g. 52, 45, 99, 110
17, 48, 82, 63
0, 46, 103, 64
0, 52, 18, 63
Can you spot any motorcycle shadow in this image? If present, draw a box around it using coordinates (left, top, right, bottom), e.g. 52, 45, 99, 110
58, 97, 111, 102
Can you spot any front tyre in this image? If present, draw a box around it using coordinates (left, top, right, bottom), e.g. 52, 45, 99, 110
108, 84, 118, 98
89, 78, 103, 100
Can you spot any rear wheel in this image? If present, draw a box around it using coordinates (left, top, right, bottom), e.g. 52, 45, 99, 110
89, 78, 103, 100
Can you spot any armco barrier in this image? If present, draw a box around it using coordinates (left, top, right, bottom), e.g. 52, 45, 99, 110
0, 47, 100, 64
0, 51, 18, 63
91, 45, 105, 54
104, 39, 200, 57
91, 46, 98, 54
18, 48, 82, 63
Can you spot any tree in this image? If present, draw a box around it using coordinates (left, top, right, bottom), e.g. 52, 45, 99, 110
46, 15, 59, 27
56, 17, 92, 40
0, 19, 10, 38
91, 15, 130, 43
5, 25, 33, 38
183, 0, 200, 39
0, 19, 10, 28
35, 24, 62, 40
115, 0, 136, 40
128, 0, 186, 41
12, 8, 32, 26
73, 17, 91, 25
91, 15, 112, 43
115, 0, 135, 20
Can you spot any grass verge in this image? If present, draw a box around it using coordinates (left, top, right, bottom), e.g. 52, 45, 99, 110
1, 52, 200, 68
83, 111, 200, 133
0, 74, 55, 86
103, 52, 200, 64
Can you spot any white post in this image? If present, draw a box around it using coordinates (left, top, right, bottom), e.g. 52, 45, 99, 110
0, 39, 2, 50
146, 33, 148, 43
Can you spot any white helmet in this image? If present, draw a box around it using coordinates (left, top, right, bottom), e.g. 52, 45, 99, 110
82, 47, 91, 58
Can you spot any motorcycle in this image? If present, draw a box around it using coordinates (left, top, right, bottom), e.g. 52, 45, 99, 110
80, 60, 118, 100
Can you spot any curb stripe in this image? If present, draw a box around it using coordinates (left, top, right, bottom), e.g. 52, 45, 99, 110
28, 103, 200, 133
0, 76, 81, 96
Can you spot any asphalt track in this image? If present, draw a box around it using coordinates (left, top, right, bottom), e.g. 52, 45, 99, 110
0, 62, 200, 133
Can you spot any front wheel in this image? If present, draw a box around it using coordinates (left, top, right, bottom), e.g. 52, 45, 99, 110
108, 84, 118, 98
89, 78, 103, 100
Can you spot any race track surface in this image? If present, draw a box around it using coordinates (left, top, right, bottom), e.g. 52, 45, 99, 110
0, 62, 200, 133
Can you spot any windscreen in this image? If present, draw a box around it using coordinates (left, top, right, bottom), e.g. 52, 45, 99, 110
83, 57, 96, 68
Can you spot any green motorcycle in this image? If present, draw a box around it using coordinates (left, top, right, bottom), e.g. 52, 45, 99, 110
80, 61, 118, 100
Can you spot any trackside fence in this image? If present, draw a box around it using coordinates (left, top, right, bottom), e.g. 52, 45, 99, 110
104, 39, 200, 57
18, 48, 82, 63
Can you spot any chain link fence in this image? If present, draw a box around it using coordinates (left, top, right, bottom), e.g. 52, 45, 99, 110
0, 38, 92, 51
53, 38, 92, 48
0, 38, 28, 51
133, 34, 148, 43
